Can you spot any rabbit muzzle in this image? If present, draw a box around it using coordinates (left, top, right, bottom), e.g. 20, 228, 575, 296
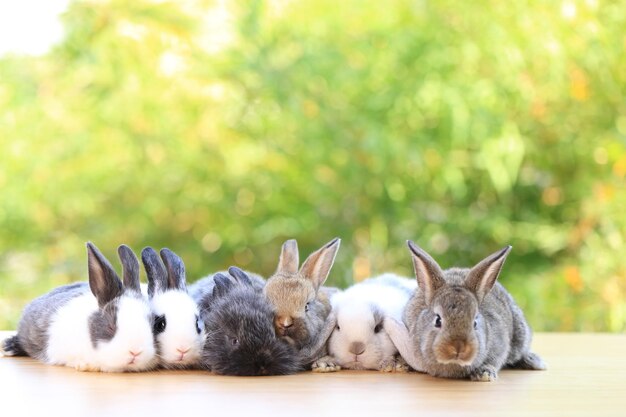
434, 337, 477, 366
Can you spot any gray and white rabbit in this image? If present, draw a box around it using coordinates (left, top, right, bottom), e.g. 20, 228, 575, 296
263, 238, 342, 371
141, 247, 206, 369
325, 274, 416, 372
384, 241, 546, 381
197, 266, 302, 376
1, 243, 157, 372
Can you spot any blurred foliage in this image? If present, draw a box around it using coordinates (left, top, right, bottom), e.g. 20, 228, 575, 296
0, 0, 625, 332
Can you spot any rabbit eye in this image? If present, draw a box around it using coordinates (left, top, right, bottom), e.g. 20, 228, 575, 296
154, 315, 166, 334
195, 316, 203, 334
336, 325, 341, 331
230, 337, 239, 346
374, 323, 383, 334
434, 314, 442, 329
305, 302, 310, 313
473, 318, 478, 330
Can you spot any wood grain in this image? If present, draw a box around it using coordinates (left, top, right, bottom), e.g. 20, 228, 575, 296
1, 332, 625, 417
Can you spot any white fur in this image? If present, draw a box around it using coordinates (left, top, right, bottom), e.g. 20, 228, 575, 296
149, 290, 206, 368
46, 294, 157, 372
328, 274, 416, 370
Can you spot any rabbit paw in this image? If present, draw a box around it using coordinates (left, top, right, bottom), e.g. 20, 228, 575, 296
394, 356, 410, 373
470, 366, 497, 382
379, 357, 410, 373
311, 356, 341, 373
74, 362, 99, 372
74, 363, 90, 372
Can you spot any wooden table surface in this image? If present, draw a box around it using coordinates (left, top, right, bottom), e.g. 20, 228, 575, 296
1, 332, 625, 417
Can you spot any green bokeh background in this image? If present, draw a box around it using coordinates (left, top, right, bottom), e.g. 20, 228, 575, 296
1, 0, 624, 331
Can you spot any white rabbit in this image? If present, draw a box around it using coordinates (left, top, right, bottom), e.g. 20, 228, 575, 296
141, 247, 206, 369
325, 273, 416, 372
1, 243, 158, 372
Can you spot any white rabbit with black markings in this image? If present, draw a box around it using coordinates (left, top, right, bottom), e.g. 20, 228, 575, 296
141, 247, 206, 369
1, 242, 158, 372
325, 273, 416, 372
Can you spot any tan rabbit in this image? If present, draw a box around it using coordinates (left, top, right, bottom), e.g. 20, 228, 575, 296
385, 241, 546, 381
263, 238, 341, 371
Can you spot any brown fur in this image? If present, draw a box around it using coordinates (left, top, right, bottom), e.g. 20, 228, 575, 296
263, 239, 340, 364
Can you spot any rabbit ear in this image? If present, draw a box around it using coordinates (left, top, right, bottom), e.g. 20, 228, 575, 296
160, 248, 187, 291
87, 242, 123, 308
213, 273, 234, 299
465, 246, 512, 303
142, 247, 168, 298
299, 238, 341, 291
407, 241, 445, 304
118, 244, 141, 293
277, 239, 299, 274
228, 266, 252, 286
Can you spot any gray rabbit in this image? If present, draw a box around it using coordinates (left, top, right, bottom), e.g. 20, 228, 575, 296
197, 267, 302, 376
385, 241, 546, 381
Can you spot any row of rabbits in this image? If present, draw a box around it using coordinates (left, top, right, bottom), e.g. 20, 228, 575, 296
1, 238, 545, 380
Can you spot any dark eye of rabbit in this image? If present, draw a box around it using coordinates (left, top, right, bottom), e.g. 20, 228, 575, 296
473, 318, 478, 330
195, 315, 202, 334
154, 315, 167, 334
230, 337, 239, 346
374, 323, 383, 334
336, 325, 340, 331
304, 302, 310, 313
434, 314, 442, 329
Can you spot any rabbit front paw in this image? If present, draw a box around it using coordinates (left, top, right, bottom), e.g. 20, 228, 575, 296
378, 357, 409, 373
74, 362, 99, 372
470, 366, 498, 382
394, 356, 410, 373
311, 356, 341, 373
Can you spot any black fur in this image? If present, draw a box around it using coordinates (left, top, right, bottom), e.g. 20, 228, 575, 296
3, 335, 27, 356
199, 270, 301, 376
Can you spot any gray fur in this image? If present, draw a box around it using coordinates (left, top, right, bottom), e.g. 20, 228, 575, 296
189, 270, 265, 305
142, 247, 169, 298
198, 268, 301, 376
87, 242, 123, 307
403, 241, 545, 381
118, 245, 141, 293
88, 300, 120, 347
10, 283, 89, 360
160, 248, 187, 291
6, 242, 147, 362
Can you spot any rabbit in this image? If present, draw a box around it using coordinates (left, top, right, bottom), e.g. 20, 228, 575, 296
198, 266, 302, 376
189, 269, 265, 306
263, 238, 342, 372
384, 241, 546, 382
326, 273, 416, 372
1, 243, 158, 372
141, 247, 206, 369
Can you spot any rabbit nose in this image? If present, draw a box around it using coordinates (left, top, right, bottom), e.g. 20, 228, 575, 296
349, 341, 366, 356
277, 316, 293, 329
451, 340, 467, 358
129, 350, 142, 357
177, 347, 190, 354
